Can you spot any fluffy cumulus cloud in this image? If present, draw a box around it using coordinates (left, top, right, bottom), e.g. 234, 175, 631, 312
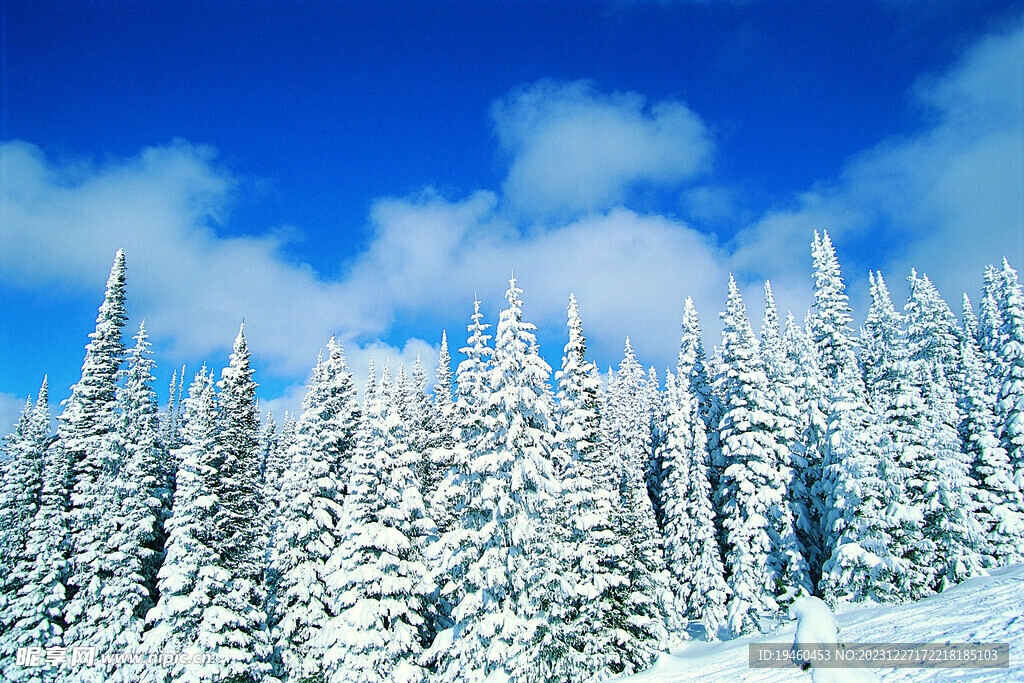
493, 80, 714, 220
732, 20, 1024, 311
346, 191, 729, 366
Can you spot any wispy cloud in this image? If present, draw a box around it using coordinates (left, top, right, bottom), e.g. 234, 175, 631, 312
731, 19, 1024, 310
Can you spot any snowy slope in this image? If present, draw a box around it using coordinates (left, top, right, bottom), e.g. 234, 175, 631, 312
616, 563, 1024, 682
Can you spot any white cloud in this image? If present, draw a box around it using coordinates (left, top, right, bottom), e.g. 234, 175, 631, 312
493, 80, 713, 220
344, 192, 730, 370
4, 20, 1021, 408
0, 140, 367, 378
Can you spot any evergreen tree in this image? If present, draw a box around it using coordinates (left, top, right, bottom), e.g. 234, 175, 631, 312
430, 299, 493, 541
408, 355, 437, 496
319, 366, 436, 683
677, 297, 714, 429
435, 279, 560, 682
783, 314, 828, 587
817, 357, 899, 604
138, 369, 226, 683
162, 367, 186, 455
210, 325, 272, 681
658, 369, 729, 639
544, 294, 632, 681
958, 326, 1024, 567
61, 250, 129, 665
979, 265, 1009, 402
807, 231, 856, 392
0, 381, 51, 673
603, 339, 674, 656
271, 339, 360, 681
90, 321, 168, 679
994, 260, 1024, 490
759, 283, 811, 587
715, 276, 806, 636
425, 332, 457, 535
905, 272, 985, 591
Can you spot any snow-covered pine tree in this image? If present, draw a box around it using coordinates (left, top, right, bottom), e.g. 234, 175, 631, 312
993, 260, 1024, 491
807, 231, 856, 394
904, 270, 962, 385
715, 276, 807, 636
603, 338, 674, 656
677, 297, 714, 429
758, 283, 812, 588
60, 250, 129, 667
209, 324, 272, 681
0, 380, 50, 671
543, 294, 629, 681
7, 381, 69, 683
424, 332, 457, 534
162, 367, 186, 455
89, 321, 169, 678
429, 300, 493, 540
782, 313, 829, 588
259, 412, 279, 495
645, 366, 667, 528
979, 265, 1009, 403
320, 365, 436, 683
408, 355, 437, 497
658, 367, 729, 640
608, 338, 653, 501
435, 331, 455, 420
856, 272, 939, 601
137, 368, 225, 683
817, 353, 899, 605
434, 279, 561, 683
957, 319, 1024, 567
905, 272, 985, 591
271, 338, 360, 681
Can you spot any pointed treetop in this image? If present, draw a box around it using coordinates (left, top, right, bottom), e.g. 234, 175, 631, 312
38, 375, 49, 407
762, 280, 779, 337
565, 293, 586, 357
505, 274, 523, 311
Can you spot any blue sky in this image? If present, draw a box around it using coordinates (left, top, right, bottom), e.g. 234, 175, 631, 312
1, 0, 1022, 427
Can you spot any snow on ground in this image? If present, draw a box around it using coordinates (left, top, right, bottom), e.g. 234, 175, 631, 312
616, 563, 1024, 682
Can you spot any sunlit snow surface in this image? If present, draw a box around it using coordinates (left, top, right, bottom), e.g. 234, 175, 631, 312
616, 563, 1024, 682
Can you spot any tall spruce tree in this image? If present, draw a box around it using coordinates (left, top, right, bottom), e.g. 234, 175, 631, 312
138, 368, 225, 683
545, 295, 633, 681
319, 366, 436, 683
210, 325, 272, 681
429, 300, 493, 543
905, 272, 985, 591
270, 342, 358, 681
425, 332, 458, 535
994, 260, 1024, 490
808, 231, 856, 393
716, 276, 807, 636
658, 368, 729, 639
958, 323, 1024, 567
61, 250, 129, 668
0, 381, 51, 674
604, 339, 675, 656
817, 355, 897, 604
434, 279, 560, 682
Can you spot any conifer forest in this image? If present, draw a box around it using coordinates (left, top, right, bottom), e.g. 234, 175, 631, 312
2, 231, 1023, 683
